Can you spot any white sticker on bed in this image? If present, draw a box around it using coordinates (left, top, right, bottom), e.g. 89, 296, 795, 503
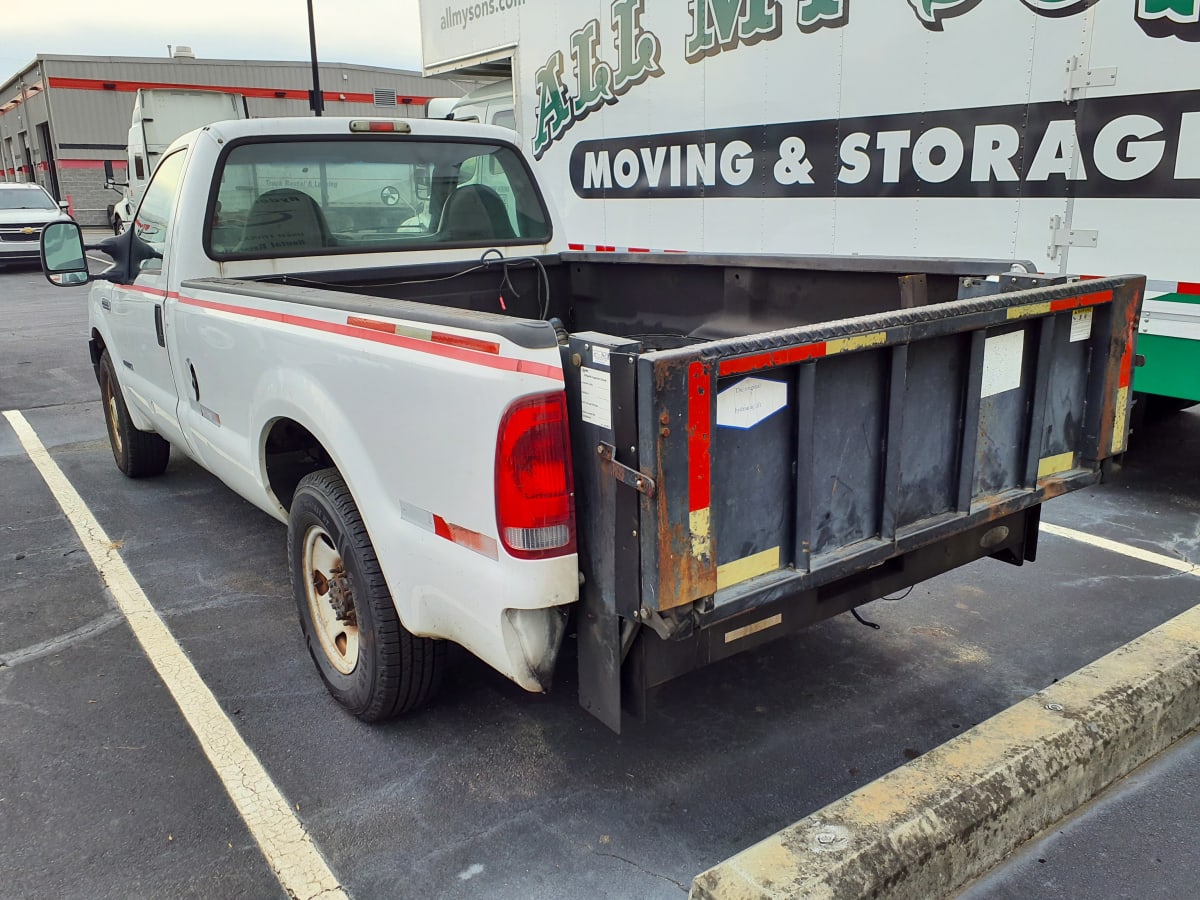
580, 366, 612, 430
981, 332, 1024, 398
717, 377, 788, 429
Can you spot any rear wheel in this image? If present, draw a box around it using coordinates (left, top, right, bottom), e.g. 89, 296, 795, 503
98, 351, 170, 477
288, 468, 444, 721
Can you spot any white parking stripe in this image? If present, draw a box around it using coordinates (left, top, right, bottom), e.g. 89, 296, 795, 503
1042, 521, 1200, 576
3, 410, 348, 900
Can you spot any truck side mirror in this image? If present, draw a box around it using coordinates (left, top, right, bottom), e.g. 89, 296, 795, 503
41, 221, 91, 287
414, 165, 431, 201
103, 159, 128, 191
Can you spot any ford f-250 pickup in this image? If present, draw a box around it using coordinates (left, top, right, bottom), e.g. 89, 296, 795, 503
40, 116, 1142, 732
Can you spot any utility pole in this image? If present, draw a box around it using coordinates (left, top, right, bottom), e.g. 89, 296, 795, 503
307, 0, 324, 116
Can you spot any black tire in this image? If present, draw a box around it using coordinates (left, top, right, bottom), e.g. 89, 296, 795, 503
288, 468, 445, 721
98, 351, 171, 478
112, 215, 123, 235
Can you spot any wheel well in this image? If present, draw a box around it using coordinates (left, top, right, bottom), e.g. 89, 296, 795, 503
264, 418, 335, 512
89, 330, 107, 369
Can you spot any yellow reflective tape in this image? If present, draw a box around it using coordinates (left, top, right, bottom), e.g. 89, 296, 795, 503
1007, 302, 1052, 320
394, 323, 434, 341
725, 613, 783, 644
1037, 452, 1076, 479
826, 331, 887, 355
690, 507, 711, 558
716, 546, 781, 590
1112, 386, 1130, 453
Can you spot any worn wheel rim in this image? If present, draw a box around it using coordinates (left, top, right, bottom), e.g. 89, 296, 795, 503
102, 377, 123, 456
302, 524, 360, 675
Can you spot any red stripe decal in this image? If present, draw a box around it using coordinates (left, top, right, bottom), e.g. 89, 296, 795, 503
1119, 343, 1134, 389
433, 515, 499, 560
178, 295, 562, 381
719, 342, 827, 377
122, 284, 168, 298
1177, 282, 1200, 295
627, 247, 651, 253
567, 243, 584, 251
431, 331, 500, 354
345, 315, 396, 333
688, 362, 712, 513
432, 515, 453, 540
1049, 289, 1113, 313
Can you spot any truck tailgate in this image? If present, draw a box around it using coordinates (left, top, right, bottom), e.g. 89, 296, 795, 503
566, 273, 1142, 730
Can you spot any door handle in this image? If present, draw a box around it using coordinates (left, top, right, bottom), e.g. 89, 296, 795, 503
154, 304, 165, 348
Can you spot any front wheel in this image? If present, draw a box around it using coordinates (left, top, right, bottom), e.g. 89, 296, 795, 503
288, 468, 444, 721
98, 350, 170, 477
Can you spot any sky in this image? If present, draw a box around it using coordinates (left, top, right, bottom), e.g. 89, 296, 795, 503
1, 0, 428, 77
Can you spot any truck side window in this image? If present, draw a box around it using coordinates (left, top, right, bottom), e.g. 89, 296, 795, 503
134, 155, 145, 180
134, 150, 186, 260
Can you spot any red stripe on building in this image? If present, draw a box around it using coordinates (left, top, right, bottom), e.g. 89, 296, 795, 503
176, 294, 563, 382
56, 159, 127, 170
688, 361, 712, 513
46, 76, 432, 106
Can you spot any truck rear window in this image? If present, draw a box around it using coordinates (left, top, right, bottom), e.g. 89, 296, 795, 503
206, 137, 551, 259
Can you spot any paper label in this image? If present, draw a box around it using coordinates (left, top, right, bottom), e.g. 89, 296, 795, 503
717, 377, 788, 429
580, 367, 612, 430
592, 346, 611, 367
981, 331, 1024, 398
1070, 309, 1093, 342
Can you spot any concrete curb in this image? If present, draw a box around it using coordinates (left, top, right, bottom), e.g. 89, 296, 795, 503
691, 600, 1200, 900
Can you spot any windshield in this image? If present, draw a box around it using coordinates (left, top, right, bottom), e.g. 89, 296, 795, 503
0, 187, 56, 210
207, 137, 551, 259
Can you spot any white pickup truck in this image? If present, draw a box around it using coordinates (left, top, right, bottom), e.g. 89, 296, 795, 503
41, 116, 1143, 731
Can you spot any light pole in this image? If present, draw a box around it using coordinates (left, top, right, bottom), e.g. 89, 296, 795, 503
307, 0, 324, 116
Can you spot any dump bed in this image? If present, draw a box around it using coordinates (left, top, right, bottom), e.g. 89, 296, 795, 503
562, 258, 1142, 731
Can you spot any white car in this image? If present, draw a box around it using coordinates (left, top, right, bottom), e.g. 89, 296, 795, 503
0, 183, 72, 266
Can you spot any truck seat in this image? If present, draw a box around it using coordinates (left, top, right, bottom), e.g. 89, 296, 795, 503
236, 188, 334, 254
438, 184, 515, 242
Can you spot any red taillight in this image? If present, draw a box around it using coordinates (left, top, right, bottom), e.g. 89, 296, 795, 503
496, 392, 576, 560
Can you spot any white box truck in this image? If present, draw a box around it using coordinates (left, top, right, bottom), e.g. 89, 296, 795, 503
106, 89, 248, 233
418, 0, 1200, 411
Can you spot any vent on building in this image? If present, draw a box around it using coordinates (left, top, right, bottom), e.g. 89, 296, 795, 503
373, 89, 398, 107
173, 45, 196, 59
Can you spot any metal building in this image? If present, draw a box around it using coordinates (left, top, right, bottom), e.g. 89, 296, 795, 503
0, 52, 463, 226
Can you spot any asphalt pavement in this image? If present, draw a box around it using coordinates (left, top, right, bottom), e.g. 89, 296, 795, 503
1, 260, 1197, 899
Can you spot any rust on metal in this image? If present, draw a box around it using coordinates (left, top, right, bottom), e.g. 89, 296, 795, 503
649, 356, 717, 612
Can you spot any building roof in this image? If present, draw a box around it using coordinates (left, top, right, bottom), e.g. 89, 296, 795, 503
1, 53, 432, 98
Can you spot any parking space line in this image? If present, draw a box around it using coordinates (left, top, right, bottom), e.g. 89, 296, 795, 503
3, 410, 348, 900
1042, 521, 1199, 576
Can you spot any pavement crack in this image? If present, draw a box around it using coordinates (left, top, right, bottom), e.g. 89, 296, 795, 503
591, 850, 689, 892
0, 610, 125, 668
